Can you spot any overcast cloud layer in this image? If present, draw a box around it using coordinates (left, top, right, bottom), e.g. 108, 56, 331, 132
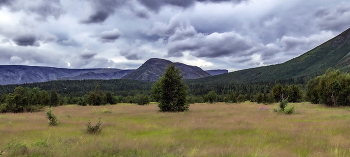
0, 0, 349, 71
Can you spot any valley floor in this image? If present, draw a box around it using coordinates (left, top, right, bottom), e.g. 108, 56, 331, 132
1, 103, 350, 157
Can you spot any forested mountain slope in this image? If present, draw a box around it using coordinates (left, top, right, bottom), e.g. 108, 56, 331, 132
192, 28, 350, 84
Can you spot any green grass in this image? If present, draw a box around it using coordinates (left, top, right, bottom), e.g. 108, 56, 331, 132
1, 103, 350, 156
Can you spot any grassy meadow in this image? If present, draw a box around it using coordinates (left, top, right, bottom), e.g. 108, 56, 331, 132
1, 102, 350, 157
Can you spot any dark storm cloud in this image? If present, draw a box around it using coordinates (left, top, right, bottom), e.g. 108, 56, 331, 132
10, 33, 57, 47
125, 54, 140, 60
138, 0, 194, 12
54, 33, 79, 47
0, 0, 12, 7
120, 49, 142, 60
315, 3, 350, 32
134, 10, 149, 19
29, 0, 64, 20
80, 53, 96, 60
81, 0, 127, 24
80, 0, 248, 24
259, 44, 280, 59
81, 11, 109, 24
314, 7, 329, 17
98, 29, 121, 43
168, 31, 256, 58
13, 35, 39, 47
58, 38, 79, 47
138, 0, 248, 12
80, 49, 97, 59
0, 0, 64, 20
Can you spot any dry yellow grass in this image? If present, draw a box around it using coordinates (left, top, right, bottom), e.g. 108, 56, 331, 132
1, 102, 350, 156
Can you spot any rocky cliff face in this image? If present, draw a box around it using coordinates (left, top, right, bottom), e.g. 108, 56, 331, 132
0, 65, 134, 85
122, 58, 211, 81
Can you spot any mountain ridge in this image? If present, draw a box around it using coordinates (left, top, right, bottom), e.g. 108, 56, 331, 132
190, 28, 350, 84
0, 65, 134, 85
121, 58, 211, 81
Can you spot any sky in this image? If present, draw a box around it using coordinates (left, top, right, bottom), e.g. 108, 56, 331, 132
0, 0, 349, 71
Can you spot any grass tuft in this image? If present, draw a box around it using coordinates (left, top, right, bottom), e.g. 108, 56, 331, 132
86, 119, 102, 134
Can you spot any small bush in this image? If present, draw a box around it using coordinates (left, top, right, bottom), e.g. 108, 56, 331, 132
77, 98, 87, 106
46, 108, 59, 126
135, 94, 150, 105
274, 99, 295, 114
284, 105, 295, 114
86, 119, 102, 134
279, 99, 288, 111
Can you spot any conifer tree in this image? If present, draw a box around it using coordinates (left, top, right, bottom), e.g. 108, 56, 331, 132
154, 64, 189, 112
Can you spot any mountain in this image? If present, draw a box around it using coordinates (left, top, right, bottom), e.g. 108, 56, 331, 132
192, 28, 350, 84
58, 70, 134, 80
122, 58, 211, 81
0, 65, 134, 85
205, 70, 228, 76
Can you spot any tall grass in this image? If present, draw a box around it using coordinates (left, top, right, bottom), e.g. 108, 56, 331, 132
1, 103, 350, 156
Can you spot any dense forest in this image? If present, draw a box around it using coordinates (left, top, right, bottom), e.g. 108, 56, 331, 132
0, 74, 307, 97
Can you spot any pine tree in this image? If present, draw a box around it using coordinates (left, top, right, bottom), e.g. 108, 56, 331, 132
154, 64, 189, 112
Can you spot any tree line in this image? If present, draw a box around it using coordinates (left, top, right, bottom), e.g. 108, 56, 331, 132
1, 68, 349, 113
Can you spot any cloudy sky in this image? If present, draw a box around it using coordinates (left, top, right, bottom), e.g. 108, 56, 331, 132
0, 0, 349, 71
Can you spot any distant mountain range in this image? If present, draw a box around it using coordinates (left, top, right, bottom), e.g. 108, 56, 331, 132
0, 59, 227, 85
0, 66, 134, 85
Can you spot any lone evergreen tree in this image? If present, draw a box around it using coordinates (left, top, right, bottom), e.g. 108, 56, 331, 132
153, 64, 189, 112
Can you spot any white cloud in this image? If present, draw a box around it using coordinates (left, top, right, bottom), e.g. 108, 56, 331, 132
0, 0, 348, 71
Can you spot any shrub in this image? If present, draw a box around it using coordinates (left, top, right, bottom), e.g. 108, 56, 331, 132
77, 97, 87, 106
284, 105, 295, 114
206, 91, 217, 103
279, 99, 288, 111
86, 119, 102, 134
274, 99, 295, 114
135, 94, 150, 105
46, 108, 59, 126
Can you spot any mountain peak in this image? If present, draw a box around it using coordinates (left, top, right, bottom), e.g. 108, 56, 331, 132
122, 58, 210, 81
